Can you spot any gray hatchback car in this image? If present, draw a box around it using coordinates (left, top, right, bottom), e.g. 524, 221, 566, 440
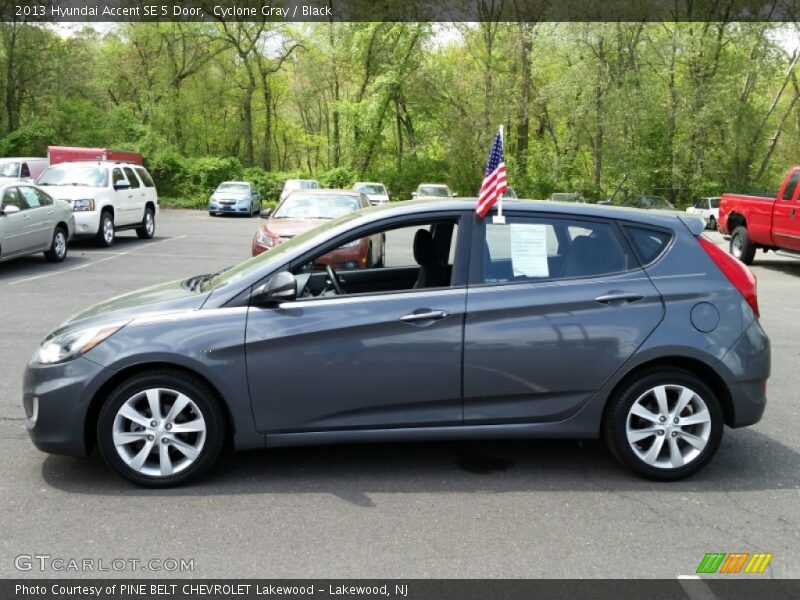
23, 200, 769, 486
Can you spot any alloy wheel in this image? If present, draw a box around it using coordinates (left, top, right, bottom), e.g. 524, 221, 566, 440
54, 231, 66, 259
112, 388, 207, 477
625, 384, 712, 469
103, 216, 114, 245
145, 211, 155, 236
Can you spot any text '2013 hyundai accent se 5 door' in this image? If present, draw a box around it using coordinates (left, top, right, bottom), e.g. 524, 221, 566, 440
23, 200, 769, 487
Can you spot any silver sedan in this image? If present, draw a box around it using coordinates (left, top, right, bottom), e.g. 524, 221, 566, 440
0, 183, 75, 263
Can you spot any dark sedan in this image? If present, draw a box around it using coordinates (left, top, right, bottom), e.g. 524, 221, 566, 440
24, 199, 769, 486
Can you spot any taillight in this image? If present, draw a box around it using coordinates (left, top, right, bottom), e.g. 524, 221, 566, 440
698, 236, 759, 317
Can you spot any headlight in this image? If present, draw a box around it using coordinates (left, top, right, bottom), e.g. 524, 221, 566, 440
255, 230, 274, 247
72, 199, 95, 212
36, 322, 127, 364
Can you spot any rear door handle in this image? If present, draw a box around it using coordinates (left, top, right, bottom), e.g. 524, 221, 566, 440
400, 310, 450, 323
595, 292, 643, 305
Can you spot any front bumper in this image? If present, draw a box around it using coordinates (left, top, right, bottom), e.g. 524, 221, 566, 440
71, 211, 102, 237
23, 355, 110, 457
209, 200, 251, 214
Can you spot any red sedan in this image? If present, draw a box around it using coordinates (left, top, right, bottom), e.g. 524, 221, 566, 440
252, 189, 385, 269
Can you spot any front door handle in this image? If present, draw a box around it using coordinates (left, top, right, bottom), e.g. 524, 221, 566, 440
595, 292, 643, 305
400, 310, 450, 323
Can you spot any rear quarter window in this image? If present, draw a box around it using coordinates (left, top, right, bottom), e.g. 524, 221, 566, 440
623, 226, 673, 265
135, 168, 155, 187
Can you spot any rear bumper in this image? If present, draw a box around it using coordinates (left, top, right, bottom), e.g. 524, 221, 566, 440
721, 319, 771, 428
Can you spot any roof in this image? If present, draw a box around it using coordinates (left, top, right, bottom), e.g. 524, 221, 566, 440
287, 188, 360, 196
45, 160, 144, 168
358, 197, 703, 230
0, 157, 47, 162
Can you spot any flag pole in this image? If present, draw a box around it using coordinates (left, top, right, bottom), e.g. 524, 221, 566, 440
494, 125, 506, 224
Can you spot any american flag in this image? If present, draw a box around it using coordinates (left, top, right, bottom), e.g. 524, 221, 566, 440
476, 130, 508, 218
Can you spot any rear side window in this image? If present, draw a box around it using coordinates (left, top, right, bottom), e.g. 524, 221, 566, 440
135, 167, 155, 187
123, 167, 140, 189
483, 217, 631, 283
624, 226, 672, 265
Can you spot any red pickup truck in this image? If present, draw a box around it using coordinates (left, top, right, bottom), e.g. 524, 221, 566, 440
719, 167, 800, 264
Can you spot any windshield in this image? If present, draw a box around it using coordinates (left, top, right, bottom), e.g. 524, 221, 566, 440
38, 165, 108, 188
217, 183, 249, 193
355, 184, 385, 195
273, 194, 360, 220
647, 197, 674, 209
203, 212, 362, 292
0, 161, 20, 177
418, 185, 450, 197
285, 180, 318, 191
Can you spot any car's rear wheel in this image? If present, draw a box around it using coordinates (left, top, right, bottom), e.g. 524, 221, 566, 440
44, 226, 68, 262
97, 370, 225, 487
136, 207, 155, 239
604, 369, 723, 480
708, 215, 717, 231
96, 211, 115, 248
730, 225, 755, 265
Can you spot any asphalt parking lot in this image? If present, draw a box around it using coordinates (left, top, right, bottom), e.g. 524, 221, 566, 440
1, 209, 798, 578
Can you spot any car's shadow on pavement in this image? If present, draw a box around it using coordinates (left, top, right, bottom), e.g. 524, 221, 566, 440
40, 428, 798, 502
756, 259, 800, 277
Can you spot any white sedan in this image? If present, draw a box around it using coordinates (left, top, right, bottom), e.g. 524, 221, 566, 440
0, 183, 75, 262
686, 197, 720, 230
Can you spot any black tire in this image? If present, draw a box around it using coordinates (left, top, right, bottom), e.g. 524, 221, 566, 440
375, 235, 386, 268
96, 210, 115, 248
96, 369, 226, 488
603, 368, 724, 481
209, 211, 216, 217
708, 215, 717, 231
136, 207, 155, 239
43, 226, 68, 263
730, 225, 755, 265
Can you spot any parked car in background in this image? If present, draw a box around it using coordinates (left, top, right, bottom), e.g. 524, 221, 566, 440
686, 197, 720, 230
548, 192, 585, 203
253, 189, 384, 269
23, 199, 768, 486
279, 179, 320, 203
353, 182, 390, 205
0, 158, 48, 182
37, 161, 158, 247
47, 146, 142, 166
209, 181, 262, 217
620, 195, 676, 210
720, 167, 800, 264
413, 183, 455, 198
0, 183, 75, 263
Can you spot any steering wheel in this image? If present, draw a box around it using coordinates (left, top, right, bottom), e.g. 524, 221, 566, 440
325, 264, 345, 295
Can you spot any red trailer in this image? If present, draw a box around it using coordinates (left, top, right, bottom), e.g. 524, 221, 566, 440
47, 146, 143, 166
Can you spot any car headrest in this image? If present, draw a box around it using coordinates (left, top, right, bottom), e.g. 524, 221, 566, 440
413, 229, 439, 265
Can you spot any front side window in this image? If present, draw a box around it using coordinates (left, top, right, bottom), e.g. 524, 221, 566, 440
0, 161, 20, 178
782, 172, 800, 200
38, 166, 108, 188
18, 186, 41, 208
482, 216, 631, 283
112, 168, 126, 186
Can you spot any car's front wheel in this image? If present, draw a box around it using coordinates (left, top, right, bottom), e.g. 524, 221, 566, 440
44, 226, 68, 262
604, 369, 723, 480
96, 211, 115, 248
97, 370, 225, 487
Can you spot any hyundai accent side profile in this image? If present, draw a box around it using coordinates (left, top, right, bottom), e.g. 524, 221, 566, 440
23, 200, 769, 486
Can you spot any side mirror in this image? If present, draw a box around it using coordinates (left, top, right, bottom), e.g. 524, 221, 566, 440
0, 205, 20, 216
252, 271, 297, 305
260, 208, 272, 218
114, 181, 131, 191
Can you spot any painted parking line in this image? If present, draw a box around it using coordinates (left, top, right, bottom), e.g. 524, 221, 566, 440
7, 235, 187, 287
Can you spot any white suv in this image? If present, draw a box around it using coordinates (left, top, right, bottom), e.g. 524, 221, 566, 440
36, 161, 158, 247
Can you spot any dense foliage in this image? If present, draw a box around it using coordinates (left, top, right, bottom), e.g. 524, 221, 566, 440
1, 21, 799, 206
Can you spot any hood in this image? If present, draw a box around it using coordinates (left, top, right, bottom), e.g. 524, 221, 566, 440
54, 278, 209, 334
264, 218, 328, 239
212, 192, 248, 201
365, 193, 389, 201
38, 185, 104, 201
